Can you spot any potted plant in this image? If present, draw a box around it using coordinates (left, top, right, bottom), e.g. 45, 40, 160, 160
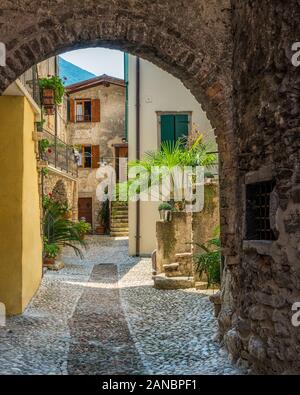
74, 220, 92, 240
193, 229, 221, 289
43, 198, 87, 260
39, 76, 65, 115
96, 197, 110, 235
43, 242, 59, 266
158, 202, 173, 222
36, 119, 46, 132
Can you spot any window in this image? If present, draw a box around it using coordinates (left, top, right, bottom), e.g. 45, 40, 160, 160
79, 145, 100, 169
69, 99, 101, 123
245, 180, 276, 241
83, 145, 92, 168
160, 114, 190, 145
76, 99, 92, 122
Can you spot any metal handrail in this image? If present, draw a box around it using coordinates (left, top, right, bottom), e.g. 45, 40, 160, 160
39, 129, 78, 177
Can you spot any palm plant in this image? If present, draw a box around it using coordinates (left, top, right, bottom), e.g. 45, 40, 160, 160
120, 134, 217, 204
43, 200, 86, 259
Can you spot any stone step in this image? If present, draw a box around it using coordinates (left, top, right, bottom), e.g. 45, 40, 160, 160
110, 226, 129, 232
111, 214, 128, 219
163, 263, 180, 277
111, 211, 128, 218
112, 206, 128, 211
110, 231, 129, 237
111, 223, 129, 228
111, 218, 128, 223
195, 281, 209, 290
153, 274, 195, 290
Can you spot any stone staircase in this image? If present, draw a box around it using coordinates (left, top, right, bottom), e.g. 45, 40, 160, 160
154, 252, 195, 290
110, 202, 129, 237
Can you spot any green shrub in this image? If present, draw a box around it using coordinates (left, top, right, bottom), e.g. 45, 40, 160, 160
74, 220, 92, 236
44, 243, 59, 259
193, 236, 221, 287
43, 196, 86, 259
158, 202, 172, 211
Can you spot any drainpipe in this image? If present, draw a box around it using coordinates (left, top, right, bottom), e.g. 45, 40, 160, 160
136, 57, 141, 256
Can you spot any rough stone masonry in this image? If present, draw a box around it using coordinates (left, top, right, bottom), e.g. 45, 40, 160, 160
0, 0, 299, 374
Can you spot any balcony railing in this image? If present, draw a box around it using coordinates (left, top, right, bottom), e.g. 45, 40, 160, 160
39, 129, 78, 177
76, 114, 91, 122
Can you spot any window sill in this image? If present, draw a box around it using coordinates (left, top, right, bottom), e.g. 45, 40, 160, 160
243, 240, 274, 256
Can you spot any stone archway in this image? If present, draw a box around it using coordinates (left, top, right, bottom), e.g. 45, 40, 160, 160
0, 0, 247, 373
0, 0, 239, 291
2, 0, 300, 374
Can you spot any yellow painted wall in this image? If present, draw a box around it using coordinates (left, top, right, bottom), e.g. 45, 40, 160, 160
0, 96, 42, 315
21, 98, 43, 310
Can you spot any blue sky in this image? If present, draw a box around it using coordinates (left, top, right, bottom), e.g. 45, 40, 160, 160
60, 48, 124, 79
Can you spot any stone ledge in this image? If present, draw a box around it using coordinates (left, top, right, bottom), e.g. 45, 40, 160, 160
242, 240, 274, 256
245, 165, 274, 185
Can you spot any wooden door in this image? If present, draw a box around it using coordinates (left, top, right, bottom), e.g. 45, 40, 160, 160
78, 198, 93, 228
115, 145, 128, 182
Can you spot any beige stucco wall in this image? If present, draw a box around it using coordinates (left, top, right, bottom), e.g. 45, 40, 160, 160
0, 96, 42, 315
127, 55, 216, 256
69, 83, 125, 230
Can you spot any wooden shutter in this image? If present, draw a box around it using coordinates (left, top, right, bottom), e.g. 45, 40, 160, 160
175, 114, 189, 140
91, 99, 100, 122
92, 145, 100, 168
161, 114, 175, 145
69, 98, 75, 122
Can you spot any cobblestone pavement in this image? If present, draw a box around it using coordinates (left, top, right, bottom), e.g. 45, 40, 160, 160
0, 237, 244, 375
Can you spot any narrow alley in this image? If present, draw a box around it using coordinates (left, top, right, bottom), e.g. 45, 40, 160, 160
0, 238, 242, 375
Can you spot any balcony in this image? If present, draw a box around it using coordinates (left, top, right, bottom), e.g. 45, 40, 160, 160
76, 114, 91, 123
39, 129, 78, 177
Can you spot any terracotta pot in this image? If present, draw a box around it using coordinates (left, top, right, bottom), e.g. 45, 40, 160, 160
43, 256, 55, 266
96, 225, 105, 235
42, 89, 55, 106
63, 211, 72, 220
44, 107, 55, 116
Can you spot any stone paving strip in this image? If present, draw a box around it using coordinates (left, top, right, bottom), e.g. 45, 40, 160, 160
0, 237, 244, 375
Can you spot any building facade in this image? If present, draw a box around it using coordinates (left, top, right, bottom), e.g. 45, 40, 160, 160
0, 56, 78, 314
126, 54, 217, 256
67, 75, 126, 233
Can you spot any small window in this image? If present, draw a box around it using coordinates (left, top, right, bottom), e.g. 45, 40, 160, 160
82, 145, 92, 168
76, 99, 92, 122
79, 145, 100, 169
246, 180, 276, 241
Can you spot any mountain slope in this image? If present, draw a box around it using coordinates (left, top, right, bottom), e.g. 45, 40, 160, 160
58, 57, 96, 86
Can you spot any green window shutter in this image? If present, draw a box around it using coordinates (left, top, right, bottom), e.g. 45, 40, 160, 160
161, 114, 175, 144
175, 114, 189, 140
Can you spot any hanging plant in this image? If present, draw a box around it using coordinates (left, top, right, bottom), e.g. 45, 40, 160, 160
39, 76, 65, 105
41, 167, 49, 177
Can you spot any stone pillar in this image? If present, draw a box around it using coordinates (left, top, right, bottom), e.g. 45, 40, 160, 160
0, 96, 42, 315
156, 212, 192, 274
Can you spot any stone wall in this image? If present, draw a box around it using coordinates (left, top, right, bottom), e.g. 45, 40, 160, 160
156, 212, 192, 274
43, 171, 78, 220
217, 0, 300, 374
